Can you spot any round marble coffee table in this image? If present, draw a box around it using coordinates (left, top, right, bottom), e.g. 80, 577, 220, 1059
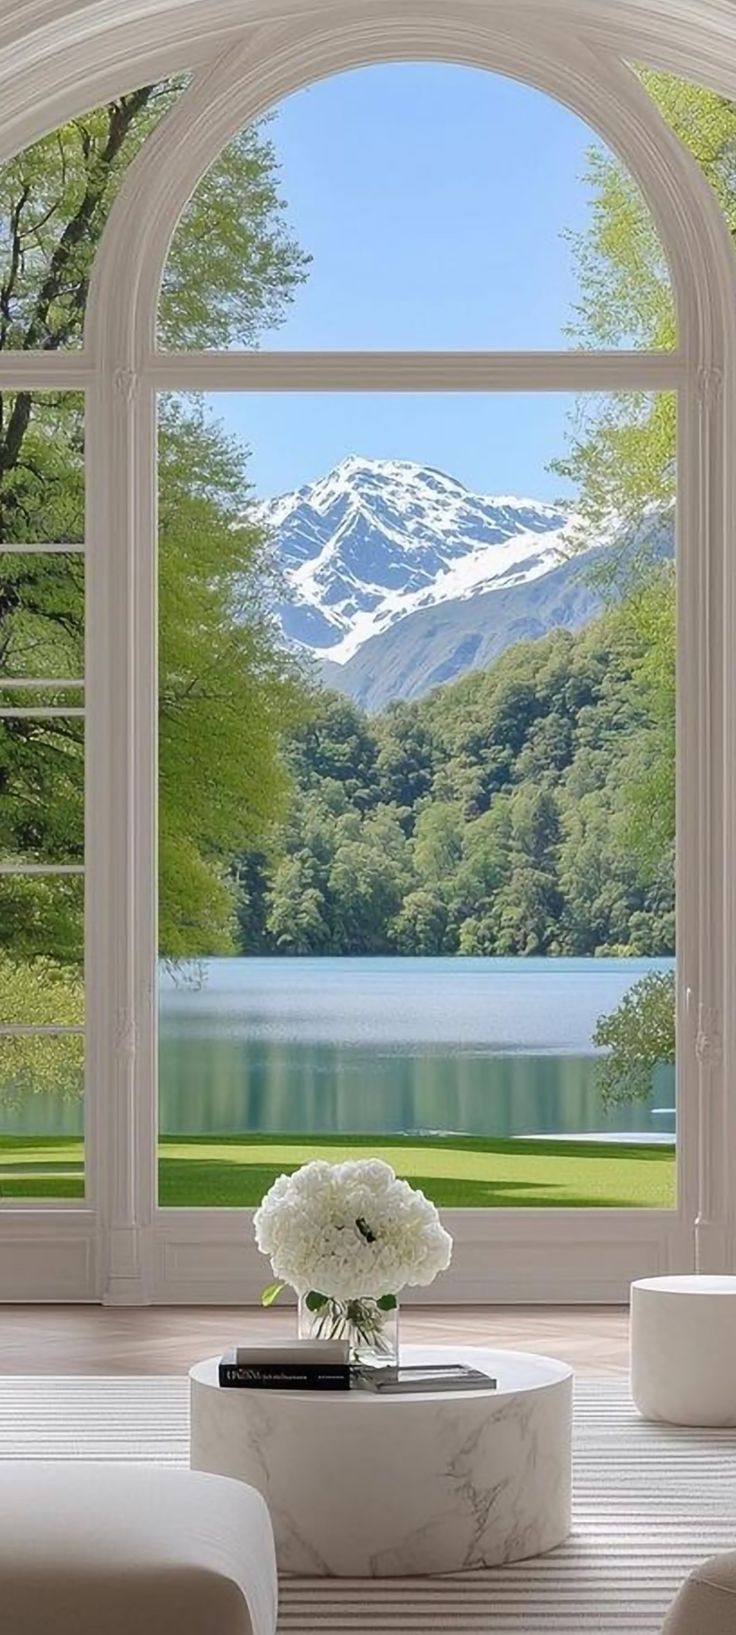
190, 1345, 572, 1577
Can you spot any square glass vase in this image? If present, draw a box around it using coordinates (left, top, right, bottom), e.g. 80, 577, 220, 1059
297, 1293, 399, 1367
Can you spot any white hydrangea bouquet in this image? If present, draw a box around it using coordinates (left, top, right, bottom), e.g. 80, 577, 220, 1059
254, 1158, 452, 1364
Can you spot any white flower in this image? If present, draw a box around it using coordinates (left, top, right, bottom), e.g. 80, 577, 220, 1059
253, 1158, 452, 1300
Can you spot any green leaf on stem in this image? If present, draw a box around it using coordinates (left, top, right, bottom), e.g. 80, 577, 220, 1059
305, 1290, 328, 1311
376, 1293, 398, 1311
260, 1281, 286, 1307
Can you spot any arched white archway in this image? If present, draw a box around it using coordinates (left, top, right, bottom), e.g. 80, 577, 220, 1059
3, 0, 736, 165
1, 0, 735, 1302
83, 20, 728, 350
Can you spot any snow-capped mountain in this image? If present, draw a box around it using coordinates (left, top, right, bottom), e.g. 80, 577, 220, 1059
259, 455, 577, 664
253, 454, 671, 710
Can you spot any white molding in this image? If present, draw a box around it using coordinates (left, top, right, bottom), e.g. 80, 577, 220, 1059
0, 1025, 84, 1036
0, 1212, 98, 1301
82, 16, 727, 360
149, 350, 686, 391
84, 362, 158, 1304
0, 353, 92, 386
0, 543, 85, 555
151, 1208, 694, 1305
0, 678, 85, 688
0, 865, 84, 876
5, 1, 736, 170
0, 707, 84, 718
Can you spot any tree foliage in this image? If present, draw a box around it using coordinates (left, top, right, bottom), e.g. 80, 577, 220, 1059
0, 82, 312, 1099
0, 82, 311, 960
558, 72, 736, 526
235, 611, 675, 961
0, 955, 83, 1104
593, 969, 675, 1105
551, 69, 736, 1092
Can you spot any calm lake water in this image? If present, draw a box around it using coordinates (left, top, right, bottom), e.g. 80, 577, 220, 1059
2, 956, 676, 1140
157, 956, 675, 1141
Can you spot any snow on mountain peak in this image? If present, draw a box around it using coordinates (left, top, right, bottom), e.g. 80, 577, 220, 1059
254, 455, 579, 664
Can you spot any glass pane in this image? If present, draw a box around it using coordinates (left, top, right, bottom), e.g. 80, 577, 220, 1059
0, 884, 84, 1200
0, 1036, 83, 1201
157, 389, 676, 1210
0, 395, 84, 544
0, 552, 84, 678
0, 716, 83, 865
0, 873, 84, 968
0, 949, 83, 1030
161, 62, 674, 351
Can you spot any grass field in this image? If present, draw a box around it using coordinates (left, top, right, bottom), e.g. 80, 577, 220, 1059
0, 1132, 676, 1208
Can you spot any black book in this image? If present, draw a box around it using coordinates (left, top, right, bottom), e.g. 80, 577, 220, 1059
218, 1350, 350, 1390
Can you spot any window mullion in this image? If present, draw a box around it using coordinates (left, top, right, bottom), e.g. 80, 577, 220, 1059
147, 348, 686, 394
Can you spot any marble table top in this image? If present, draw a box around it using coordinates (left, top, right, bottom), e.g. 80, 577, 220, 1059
191, 1344, 572, 1403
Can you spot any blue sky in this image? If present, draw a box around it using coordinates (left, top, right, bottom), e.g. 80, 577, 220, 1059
208, 63, 618, 500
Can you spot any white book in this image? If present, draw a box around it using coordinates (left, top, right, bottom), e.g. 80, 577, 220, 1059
233, 1341, 349, 1366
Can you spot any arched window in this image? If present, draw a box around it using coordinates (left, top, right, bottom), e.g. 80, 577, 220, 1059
1, 12, 734, 1302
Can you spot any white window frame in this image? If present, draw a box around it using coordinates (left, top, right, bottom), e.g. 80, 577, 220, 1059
1, 4, 735, 1302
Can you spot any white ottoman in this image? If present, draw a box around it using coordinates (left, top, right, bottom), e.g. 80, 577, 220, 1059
662, 1550, 736, 1633
631, 1275, 736, 1425
0, 1463, 277, 1635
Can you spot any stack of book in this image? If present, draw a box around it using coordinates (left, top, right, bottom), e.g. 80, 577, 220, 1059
218, 1341, 351, 1390
218, 1346, 498, 1394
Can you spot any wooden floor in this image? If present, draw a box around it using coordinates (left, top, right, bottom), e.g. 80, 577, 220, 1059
0, 1305, 628, 1375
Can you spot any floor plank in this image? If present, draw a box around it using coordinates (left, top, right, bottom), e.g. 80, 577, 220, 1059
0, 1305, 628, 1375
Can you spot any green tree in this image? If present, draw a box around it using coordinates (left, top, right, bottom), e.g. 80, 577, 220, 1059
555, 70, 725, 1089
449, 801, 512, 951
0, 954, 83, 1103
494, 788, 562, 954
237, 609, 681, 960
374, 701, 437, 813
393, 888, 449, 954
558, 74, 736, 526
288, 692, 380, 810
267, 856, 330, 954
0, 84, 311, 1099
593, 969, 676, 1104
329, 807, 413, 954
0, 85, 310, 957
413, 803, 463, 883
608, 567, 675, 873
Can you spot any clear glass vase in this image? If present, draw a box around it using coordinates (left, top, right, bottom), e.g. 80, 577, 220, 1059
297, 1292, 399, 1368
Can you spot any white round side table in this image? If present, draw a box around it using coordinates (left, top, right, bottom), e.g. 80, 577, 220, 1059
631, 1275, 736, 1425
190, 1345, 572, 1577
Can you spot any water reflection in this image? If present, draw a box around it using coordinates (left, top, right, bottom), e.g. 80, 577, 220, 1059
0, 955, 677, 1141
158, 1037, 674, 1138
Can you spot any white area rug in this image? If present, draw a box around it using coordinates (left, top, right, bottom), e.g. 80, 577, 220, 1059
0, 1376, 734, 1632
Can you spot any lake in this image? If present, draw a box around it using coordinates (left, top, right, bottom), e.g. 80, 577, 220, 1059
158, 955, 675, 1141
1, 955, 675, 1140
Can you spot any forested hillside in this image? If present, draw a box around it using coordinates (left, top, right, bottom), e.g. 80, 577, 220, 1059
236, 587, 675, 959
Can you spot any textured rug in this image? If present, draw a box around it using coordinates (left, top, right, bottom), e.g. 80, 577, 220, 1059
0, 1376, 734, 1633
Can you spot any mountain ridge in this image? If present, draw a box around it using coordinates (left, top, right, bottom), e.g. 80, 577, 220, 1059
259, 454, 576, 657
254, 454, 669, 711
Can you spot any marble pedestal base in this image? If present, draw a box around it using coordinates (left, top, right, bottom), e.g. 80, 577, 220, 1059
190, 1346, 572, 1577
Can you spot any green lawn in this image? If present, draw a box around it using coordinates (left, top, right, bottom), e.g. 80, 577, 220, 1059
0, 1132, 675, 1208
